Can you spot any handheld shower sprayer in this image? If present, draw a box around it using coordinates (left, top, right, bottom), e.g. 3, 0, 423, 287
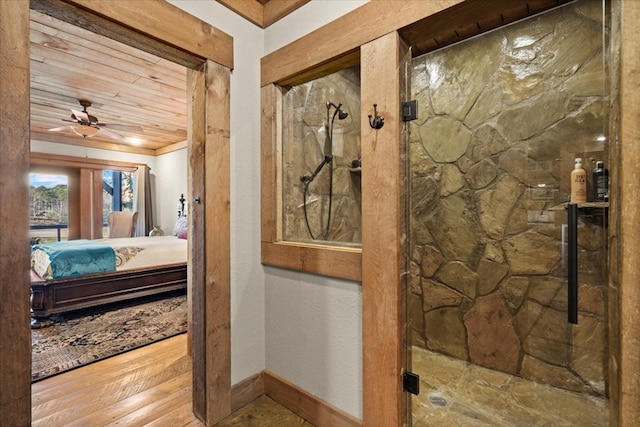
326, 101, 349, 121
301, 101, 350, 184
300, 100, 350, 240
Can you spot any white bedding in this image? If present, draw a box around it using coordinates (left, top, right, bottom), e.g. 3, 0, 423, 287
95, 235, 187, 272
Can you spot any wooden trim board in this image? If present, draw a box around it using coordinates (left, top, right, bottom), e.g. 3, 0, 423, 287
260, 0, 463, 86
31, 151, 142, 171
263, 370, 362, 427
216, 0, 309, 28
229, 370, 361, 426
203, 59, 232, 422
231, 373, 265, 412
0, 1, 32, 424
32, 0, 233, 70
188, 59, 233, 425
617, 0, 640, 424
261, 242, 362, 282
360, 31, 409, 426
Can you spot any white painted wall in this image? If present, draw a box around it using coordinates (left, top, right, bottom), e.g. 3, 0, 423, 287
172, 0, 368, 418
264, 0, 368, 53
155, 148, 187, 235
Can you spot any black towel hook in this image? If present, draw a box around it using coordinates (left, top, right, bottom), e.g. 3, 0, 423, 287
368, 104, 384, 129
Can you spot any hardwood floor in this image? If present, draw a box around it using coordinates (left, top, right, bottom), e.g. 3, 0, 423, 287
32, 334, 201, 426
32, 333, 311, 426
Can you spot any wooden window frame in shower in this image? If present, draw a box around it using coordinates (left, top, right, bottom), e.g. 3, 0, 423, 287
260, 62, 363, 282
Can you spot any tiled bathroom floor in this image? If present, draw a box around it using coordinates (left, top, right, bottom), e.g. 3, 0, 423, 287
411, 346, 608, 426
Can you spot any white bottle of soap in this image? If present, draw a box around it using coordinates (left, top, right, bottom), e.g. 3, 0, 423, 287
571, 157, 587, 203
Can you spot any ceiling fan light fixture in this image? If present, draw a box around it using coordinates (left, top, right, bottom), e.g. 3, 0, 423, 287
128, 137, 143, 146
70, 124, 99, 138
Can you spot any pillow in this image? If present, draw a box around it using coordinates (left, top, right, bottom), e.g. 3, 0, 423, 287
173, 216, 187, 236
177, 227, 188, 240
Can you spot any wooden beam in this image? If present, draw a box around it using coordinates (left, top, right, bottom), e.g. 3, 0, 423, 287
260, 84, 279, 243
91, 168, 103, 239
216, 0, 309, 28
188, 60, 232, 425
276, 50, 361, 90
262, 0, 310, 28
261, 0, 462, 86
217, 0, 264, 27
67, 169, 81, 240
30, 151, 143, 171
31, 132, 157, 156
261, 242, 362, 282
79, 168, 93, 239
361, 31, 408, 427
31, 0, 233, 70
0, 1, 31, 425
618, 0, 640, 424
187, 63, 206, 422
204, 59, 232, 424
155, 140, 188, 156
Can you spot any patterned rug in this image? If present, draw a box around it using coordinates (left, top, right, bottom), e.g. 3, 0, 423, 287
31, 291, 187, 382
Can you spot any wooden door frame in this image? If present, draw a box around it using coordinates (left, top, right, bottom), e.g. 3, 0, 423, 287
0, 1, 232, 425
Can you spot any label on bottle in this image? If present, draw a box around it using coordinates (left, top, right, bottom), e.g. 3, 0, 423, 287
596, 176, 609, 200
571, 170, 587, 203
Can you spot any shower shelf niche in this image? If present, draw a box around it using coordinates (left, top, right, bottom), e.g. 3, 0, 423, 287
548, 201, 609, 227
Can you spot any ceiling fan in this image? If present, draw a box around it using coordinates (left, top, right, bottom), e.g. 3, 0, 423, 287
48, 99, 143, 141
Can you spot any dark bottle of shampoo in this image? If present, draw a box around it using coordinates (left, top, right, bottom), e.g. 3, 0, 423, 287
592, 161, 609, 201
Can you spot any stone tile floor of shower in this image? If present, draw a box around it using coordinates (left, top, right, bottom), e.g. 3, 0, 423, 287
411, 346, 608, 426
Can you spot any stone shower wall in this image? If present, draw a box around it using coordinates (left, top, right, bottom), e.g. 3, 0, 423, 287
282, 67, 361, 244
408, 0, 608, 396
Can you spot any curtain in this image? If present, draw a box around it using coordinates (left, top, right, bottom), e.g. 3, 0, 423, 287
133, 165, 153, 236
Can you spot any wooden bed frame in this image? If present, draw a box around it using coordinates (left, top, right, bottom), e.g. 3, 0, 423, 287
30, 263, 187, 319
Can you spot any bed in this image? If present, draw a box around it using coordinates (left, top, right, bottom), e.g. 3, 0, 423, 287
30, 234, 187, 320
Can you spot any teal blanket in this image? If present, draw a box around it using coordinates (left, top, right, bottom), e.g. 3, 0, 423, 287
33, 240, 116, 279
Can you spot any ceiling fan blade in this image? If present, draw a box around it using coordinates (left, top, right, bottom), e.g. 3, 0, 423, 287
97, 127, 126, 141
48, 125, 73, 132
71, 109, 90, 123
99, 123, 143, 133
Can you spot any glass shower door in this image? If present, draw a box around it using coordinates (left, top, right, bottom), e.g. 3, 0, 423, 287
407, 0, 610, 424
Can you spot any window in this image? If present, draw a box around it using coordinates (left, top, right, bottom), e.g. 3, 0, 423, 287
29, 173, 68, 243
103, 170, 134, 215
31, 152, 141, 240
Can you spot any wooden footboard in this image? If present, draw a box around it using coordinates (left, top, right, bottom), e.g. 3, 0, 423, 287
30, 264, 187, 319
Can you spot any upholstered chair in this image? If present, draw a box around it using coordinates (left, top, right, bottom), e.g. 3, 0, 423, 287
107, 211, 138, 238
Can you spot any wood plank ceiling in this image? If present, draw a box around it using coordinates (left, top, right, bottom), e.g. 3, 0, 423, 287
29, 9, 187, 156
29, 1, 308, 156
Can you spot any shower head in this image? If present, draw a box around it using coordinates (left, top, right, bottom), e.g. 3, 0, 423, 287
323, 100, 349, 157
326, 101, 349, 121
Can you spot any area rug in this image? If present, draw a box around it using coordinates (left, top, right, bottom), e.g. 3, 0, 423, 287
31, 291, 187, 382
